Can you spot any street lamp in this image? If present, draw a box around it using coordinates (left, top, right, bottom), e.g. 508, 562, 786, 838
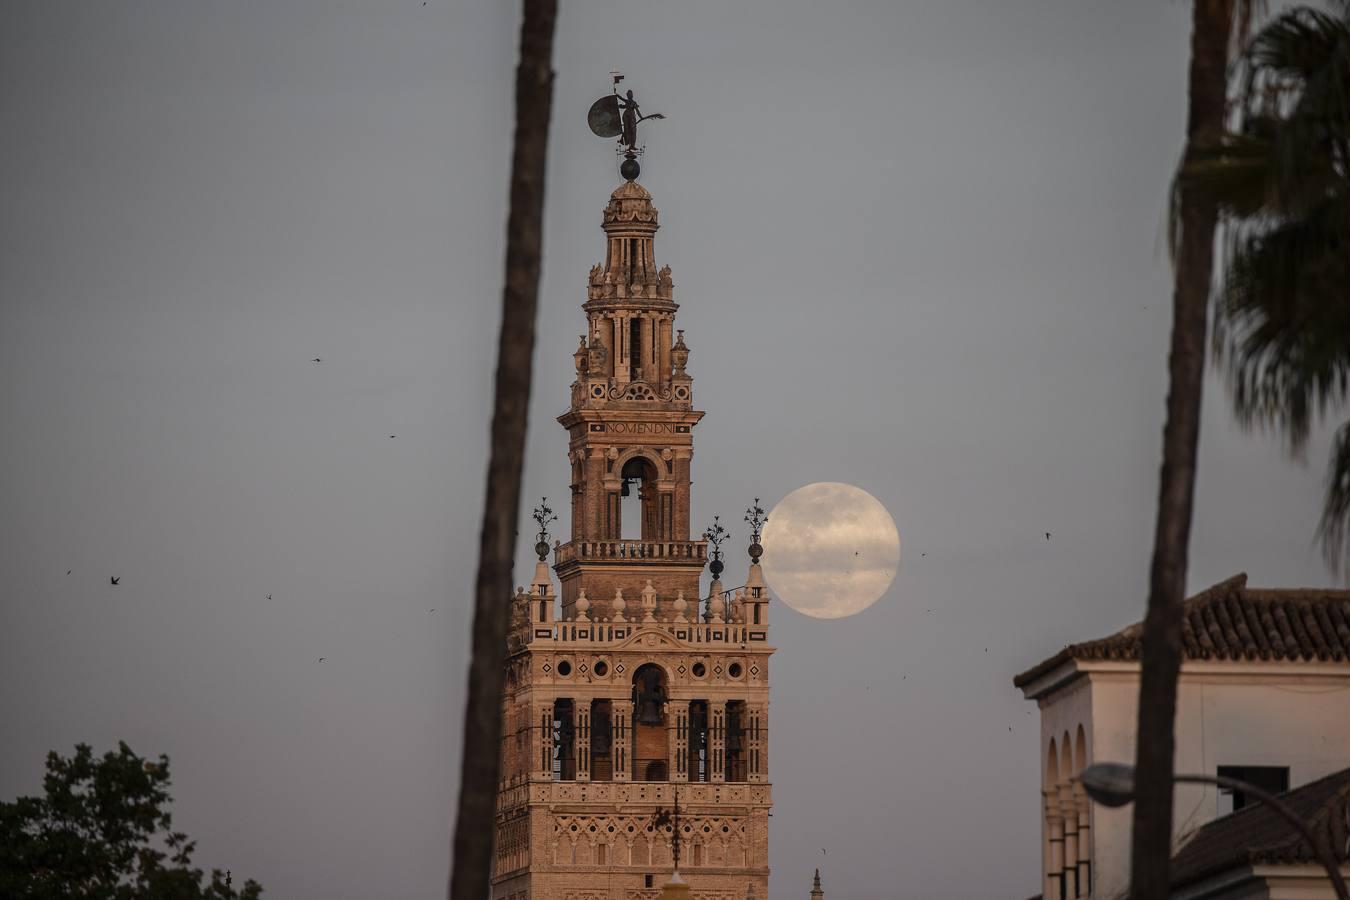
1079, 762, 1350, 900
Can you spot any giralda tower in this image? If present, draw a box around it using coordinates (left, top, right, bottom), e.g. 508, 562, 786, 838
491, 85, 774, 900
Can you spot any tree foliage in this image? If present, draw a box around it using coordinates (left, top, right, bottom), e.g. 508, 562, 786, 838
1184, 1, 1350, 569
0, 742, 261, 899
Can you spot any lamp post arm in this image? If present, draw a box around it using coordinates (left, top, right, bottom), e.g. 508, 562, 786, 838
1174, 773, 1349, 900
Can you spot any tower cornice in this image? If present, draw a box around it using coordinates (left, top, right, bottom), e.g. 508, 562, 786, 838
557, 407, 705, 431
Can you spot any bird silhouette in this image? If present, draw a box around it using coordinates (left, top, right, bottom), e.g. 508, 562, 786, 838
318, 657, 326, 662
267, 594, 272, 600
312, 358, 322, 363
110, 576, 120, 586
430, 608, 436, 612
389, 435, 396, 439
1045, 532, 1051, 540
67, 570, 72, 575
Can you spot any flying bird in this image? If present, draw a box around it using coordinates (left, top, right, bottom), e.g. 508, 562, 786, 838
319, 657, 326, 662
110, 576, 120, 586
267, 594, 272, 600
389, 435, 396, 439
67, 570, 72, 575
312, 358, 322, 363
1045, 532, 1051, 540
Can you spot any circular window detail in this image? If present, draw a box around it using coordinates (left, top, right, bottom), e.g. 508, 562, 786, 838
691, 662, 707, 678
591, 385, 604, 397
675, 386, 688, 398
556, 660, 572, 677
593, 660, 609, 677
728, 662, 743, 679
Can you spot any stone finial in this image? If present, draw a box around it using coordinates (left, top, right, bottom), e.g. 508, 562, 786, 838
574, 336, 589, 375
612, 588, 626, 622
641, 579, 658, 622
730, 589, 745, 624
576, 589, 591, 622
673, 590, 688, 623
707, 580, 725, 624
671, 329, 690, 374
811, 868, 824, 900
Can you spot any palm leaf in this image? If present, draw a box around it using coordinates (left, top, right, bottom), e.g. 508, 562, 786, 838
1317, 420, 1350, 572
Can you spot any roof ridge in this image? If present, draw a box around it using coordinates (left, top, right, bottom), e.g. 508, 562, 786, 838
1013, 573, 1350, 691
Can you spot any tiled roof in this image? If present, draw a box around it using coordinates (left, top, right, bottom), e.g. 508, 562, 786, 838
1170, 767, 1350, 889
1013, 574, 1350, 689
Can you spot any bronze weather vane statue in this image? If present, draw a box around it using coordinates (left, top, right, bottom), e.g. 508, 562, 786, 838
588, 70, 665, 181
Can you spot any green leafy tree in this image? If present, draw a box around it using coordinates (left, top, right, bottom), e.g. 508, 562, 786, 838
1186, 1, 1350, 570
0, 742, 261, 899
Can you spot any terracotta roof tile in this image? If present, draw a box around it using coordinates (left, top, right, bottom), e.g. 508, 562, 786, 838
1013, 575, 1350, 689
1169, 767, 1350, 889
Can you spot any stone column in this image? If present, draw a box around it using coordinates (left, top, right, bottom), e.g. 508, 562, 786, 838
613, 699, 633, 782
673, 453, 692, 540
536, 702, 554, 780
576, 704, 591, 783
1059, 783, 1078, 898
640, 315, 653, 382
1044, 789, 1063, 900
659, 318, 672, 386
747, 704, 767, 782
671, 703, 689, 782
1075, 783, 1091, 896
709, 701, 727, 783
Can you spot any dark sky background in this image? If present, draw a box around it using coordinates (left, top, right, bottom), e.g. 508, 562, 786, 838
1, 3, 1339, 899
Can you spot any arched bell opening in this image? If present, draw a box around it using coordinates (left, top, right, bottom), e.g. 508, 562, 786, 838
631, 663, 669, 781
619, 456, 661, 540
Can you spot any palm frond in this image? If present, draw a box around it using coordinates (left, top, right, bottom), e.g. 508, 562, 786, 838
1213, 191, 1350, 449
1316, 420, 1350, 572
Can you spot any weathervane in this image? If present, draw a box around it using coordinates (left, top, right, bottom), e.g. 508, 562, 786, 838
703, 515, 728, 579
587, 70, 665, 182
744, 498, 767, 565
532, 498, 557, 561
652, 786, 682, 871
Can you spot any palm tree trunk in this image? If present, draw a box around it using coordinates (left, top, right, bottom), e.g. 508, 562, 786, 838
448, 3, 556, 899
1129, 1, 1233, 897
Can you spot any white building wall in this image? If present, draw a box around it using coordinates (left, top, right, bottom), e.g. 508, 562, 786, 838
1035, 662, 1350, 900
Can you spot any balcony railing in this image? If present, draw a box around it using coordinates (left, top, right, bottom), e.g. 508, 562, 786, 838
554, 540, 707, 564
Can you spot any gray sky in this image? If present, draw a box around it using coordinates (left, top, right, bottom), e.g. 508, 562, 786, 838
1, 2, 1340, 898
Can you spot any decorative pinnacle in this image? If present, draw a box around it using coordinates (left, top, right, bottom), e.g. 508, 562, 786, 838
703, 515, 728, 578
532, 498, 558, 560
744, 497, 767, 564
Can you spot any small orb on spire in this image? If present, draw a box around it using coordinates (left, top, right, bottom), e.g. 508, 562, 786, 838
620, 154, 641, 182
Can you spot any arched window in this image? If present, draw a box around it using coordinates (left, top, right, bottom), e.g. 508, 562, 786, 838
619, 456, 660, 540
632, 664, 669, 781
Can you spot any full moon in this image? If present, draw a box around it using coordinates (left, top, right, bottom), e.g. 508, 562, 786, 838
760, 482, 900, 619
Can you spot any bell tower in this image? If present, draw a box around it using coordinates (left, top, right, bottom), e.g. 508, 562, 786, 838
491, 169, 774, 900
555, 178, 707, 623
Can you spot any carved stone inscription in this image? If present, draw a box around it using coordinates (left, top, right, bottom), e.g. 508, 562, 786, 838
608, 422, 677, 434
